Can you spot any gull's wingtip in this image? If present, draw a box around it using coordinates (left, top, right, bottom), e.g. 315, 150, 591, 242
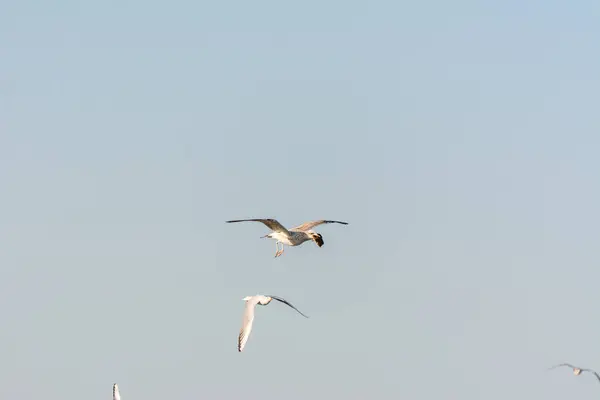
548, 363, 573, 370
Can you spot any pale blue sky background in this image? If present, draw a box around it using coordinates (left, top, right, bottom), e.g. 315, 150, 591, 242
1, 0, 600, 399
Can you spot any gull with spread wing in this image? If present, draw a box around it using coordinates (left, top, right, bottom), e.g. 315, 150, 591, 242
548, 363, 600, 382
113, 384, 121, 400
238, 294, 309, 352
226, 218, 348, 257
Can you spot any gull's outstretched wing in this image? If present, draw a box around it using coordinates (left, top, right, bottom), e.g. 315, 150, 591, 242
548, 363, 579, 370
226, 219, 290, 235
581, 369, 600, 382
113, 384, 121, 400
267, 295, 310, 318
238, 300, 258, 352
291, 220, 348, 232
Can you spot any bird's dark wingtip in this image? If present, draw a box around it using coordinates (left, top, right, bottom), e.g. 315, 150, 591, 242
328, 220, 349, 225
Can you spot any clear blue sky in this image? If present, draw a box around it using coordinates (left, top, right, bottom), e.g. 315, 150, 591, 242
1, 0, 600, 399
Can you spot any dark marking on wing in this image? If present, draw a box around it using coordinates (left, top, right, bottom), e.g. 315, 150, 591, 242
266, 295, 310, 318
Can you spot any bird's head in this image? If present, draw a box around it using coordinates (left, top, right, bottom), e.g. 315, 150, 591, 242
310, 232, 324, 247
242, 296, 252, 301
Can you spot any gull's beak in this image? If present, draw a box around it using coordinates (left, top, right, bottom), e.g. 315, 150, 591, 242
260, 235, 268, 238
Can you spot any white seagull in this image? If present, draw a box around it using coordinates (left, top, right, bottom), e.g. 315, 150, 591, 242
113, 383, 121, 400
226, 218, 349, 257
238, 294, 309, 352
548, 363, 600, 382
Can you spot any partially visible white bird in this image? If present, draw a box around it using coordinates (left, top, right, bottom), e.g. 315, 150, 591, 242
226, 218, 349, 257
238, 294, 309, 352
548, 363, 600, 382
113, 383, 121, 400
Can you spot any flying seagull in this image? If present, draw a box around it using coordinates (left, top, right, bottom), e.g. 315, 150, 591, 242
548, 363, 600, 382
238, 294, 309, 352
226, 218, 349, 257
113, 383, 121, 400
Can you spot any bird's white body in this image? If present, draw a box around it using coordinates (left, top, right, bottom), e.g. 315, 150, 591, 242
113, 384, 121, 400
245, 295, 272, 307
267, 230, 313, 246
